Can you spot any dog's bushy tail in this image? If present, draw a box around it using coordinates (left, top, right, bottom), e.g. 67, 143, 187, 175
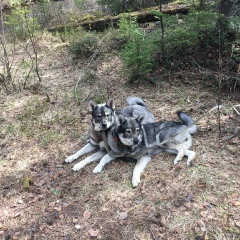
177, 111, 197, 134
126, 96, 147, 108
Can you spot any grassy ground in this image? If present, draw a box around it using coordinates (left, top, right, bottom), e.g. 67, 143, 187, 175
0, 33, 239, 240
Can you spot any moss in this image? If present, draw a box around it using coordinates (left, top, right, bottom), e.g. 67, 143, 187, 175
79, 14, 98, 23
22, 177, 32, 190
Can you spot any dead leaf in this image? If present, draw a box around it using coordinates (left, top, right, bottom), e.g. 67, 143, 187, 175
185, 202, 192, 208
83, 210, 91, 220
72, 218, 78, 224
119, 212, 128, 220
200, 211, 207, 218
49, 202, 55, 207
0, 225, 8, 231
88, 228, 99, 237
39, 225, 46, 231
143, 207, 149, 213
232, 201, 240, 206
120, 219, 126, 225
54, 206, 62, 212
166, 202, 172, 209
34, 180, 45, 186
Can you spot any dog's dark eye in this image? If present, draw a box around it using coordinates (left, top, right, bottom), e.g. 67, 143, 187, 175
136, 128, 140, 132
126, 129, 131, 134
105, 114, 109, 117
96, 115, 101, 119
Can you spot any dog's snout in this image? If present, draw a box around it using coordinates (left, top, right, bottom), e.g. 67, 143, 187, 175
133, 139, 139, 144
102, 123, 107, 128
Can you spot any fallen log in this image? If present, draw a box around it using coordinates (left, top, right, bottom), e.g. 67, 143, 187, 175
47, 4, 190, 33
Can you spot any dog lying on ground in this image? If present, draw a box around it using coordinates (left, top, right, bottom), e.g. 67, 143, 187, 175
92, 111, 197, 187
64, 97, 155, 171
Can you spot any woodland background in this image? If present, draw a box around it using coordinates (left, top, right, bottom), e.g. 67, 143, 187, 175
0, 0, 240, 239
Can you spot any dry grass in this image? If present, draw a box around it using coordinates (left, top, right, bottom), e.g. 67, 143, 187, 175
0, 32, 240, 240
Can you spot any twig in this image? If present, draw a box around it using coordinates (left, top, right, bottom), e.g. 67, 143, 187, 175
222, 129, 240, 145
149, 227, 159, 240
80, 86, 98, 103
74, 31, 111, 99
233, 106, 240, 115
78, 220, 98, 236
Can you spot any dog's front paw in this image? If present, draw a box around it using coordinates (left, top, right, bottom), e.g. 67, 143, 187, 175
132, 174, 140, 188
174, 158, 181, 165
72, 162, 84, 172
93, 164, 103, 173
65, 155, 76, 163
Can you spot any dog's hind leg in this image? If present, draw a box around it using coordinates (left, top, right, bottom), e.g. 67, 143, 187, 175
185, 150, 195, 166
167, 147, 195, 166
65, 141, 98, 163
93, 154, 116, 173
132, 155, 151, 188
166, 144, 185, 165
72, 150, 107, 171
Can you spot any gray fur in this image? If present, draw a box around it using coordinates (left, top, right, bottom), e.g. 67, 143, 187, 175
65, 96, 154, 169
126, 96, 147, 107
93, 111, 197, 187
106, 111, 196, 159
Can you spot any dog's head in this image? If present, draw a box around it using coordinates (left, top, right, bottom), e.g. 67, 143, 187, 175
89, 98, 116, 131
117, 114, 145, 146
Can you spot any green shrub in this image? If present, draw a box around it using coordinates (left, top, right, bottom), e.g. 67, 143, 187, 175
105, 29, 129, 51
119, 16, 155, 81
118, 15, 139, 39
164, 10, 220, 52
148, 10, 234, 69
69, 32, 99, 59
121, 33, 155, 81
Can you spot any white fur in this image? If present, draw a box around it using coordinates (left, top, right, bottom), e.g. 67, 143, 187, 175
118, 133, 133, 146
65, 142, 98, 163
93, 154, 116, 173
132, 155, 151, 187
166, 133, 195, 166
72, 150, 107, 171
92, 119, 114, 131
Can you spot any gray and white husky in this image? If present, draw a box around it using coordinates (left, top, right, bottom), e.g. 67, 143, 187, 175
92, 111, 197, 187
64, 96, 154, 171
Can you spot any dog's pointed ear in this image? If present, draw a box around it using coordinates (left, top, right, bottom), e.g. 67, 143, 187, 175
89, 100, 97, 112
137, 113, 145, 124
118, 115, 126, 124
106, 98, 115, 109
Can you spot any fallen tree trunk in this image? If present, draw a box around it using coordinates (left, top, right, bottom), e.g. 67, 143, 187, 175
47, 4, 190, 33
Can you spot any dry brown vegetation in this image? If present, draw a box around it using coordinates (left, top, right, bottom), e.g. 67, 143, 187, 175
0, 33, 240, 240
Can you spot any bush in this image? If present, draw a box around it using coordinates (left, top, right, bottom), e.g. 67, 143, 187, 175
119, 15, 155, 81
68, 32, 99, 59
164, 10, 220, 52
117, 9, 239, 86
148, 10, 235, 69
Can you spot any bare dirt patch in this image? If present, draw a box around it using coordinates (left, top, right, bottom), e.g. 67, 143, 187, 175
0, 34, 239, 240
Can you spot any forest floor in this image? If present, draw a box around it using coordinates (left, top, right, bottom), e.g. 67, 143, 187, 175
0, 33, 240, 240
